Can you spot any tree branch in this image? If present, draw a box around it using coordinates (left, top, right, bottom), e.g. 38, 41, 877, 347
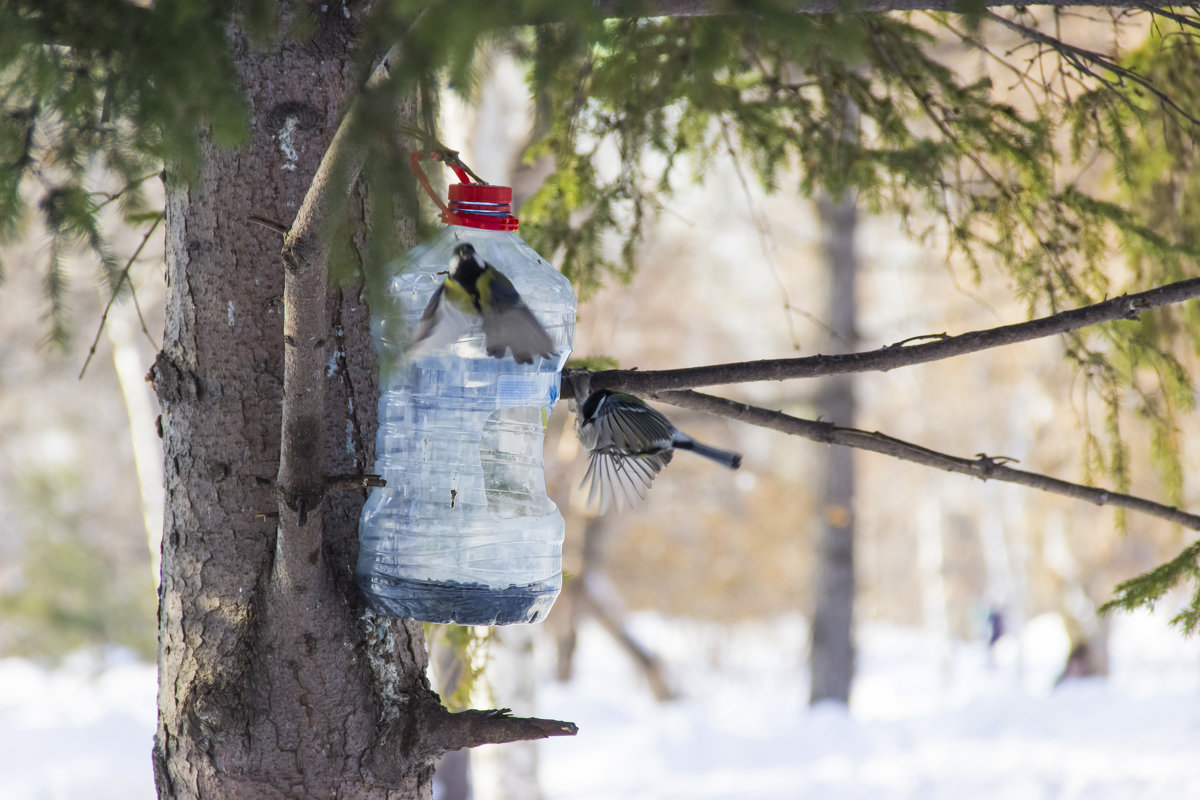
421, 706, 579, 758
595, 0, 1173, 17
369, 698, 578, 776
325, 473, 386, 492
272, 46, 400, 594
575, 581, 676, 702
566, 277, 1200, 398
655, 389, 1200, 531
78, 213, 163, 379
984, 9, 1200, 128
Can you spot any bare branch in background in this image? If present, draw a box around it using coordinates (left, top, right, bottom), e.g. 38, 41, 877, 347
595, 0, 1158, 17
79, 213, 163, 379
655, 389, 1200, 531
567, 277, 1200, 398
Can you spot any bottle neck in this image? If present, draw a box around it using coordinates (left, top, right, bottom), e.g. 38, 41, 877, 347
442, 199, 519, 231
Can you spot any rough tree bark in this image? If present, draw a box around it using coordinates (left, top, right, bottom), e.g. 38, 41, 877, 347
149, 10, 407, 797
149, 9, 572, 799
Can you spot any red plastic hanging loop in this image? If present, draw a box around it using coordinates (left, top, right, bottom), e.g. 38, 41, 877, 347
409, 151, 519, 232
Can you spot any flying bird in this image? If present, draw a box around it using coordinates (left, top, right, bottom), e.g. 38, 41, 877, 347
575, 389, 742, 512
405, 242, 556, 364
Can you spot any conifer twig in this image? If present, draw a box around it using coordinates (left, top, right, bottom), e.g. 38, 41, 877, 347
718, 117, 809, 350
79, 213, 163, 379
91, 171, 162, 209
984, 9, 1200, 129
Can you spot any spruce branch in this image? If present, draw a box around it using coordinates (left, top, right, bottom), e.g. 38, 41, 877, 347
984, 9, 1200, 129
1100, 539, 1200, 620
654, 389, 1200, 532
567, 276, 1200, 398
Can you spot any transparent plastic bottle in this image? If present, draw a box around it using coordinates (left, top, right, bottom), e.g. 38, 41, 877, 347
357, 202, 576, 625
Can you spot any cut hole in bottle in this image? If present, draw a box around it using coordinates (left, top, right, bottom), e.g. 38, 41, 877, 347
478, 405, 555, 518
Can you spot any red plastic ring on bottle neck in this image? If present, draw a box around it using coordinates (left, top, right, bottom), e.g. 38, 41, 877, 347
442, 182, 519, 231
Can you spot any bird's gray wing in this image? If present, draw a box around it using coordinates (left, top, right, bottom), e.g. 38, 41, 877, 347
481, 304, 556, 364
592, 395, 677, 455
404, 283, 475, 361
582, 448, 673, 513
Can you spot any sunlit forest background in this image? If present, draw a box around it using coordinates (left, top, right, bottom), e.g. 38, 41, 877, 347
3, 8, 1200, 799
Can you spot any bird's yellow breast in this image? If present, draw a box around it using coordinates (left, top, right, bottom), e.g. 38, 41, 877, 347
442, 278, 477, 313
474, 269, 496, 310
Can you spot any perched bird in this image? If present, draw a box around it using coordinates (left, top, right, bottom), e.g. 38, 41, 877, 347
405, 243, 556, 364
575, 389, 742, 512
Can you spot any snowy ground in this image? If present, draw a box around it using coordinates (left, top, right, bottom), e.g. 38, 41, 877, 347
3, 611, 1198, 799
0, 649, 157, 800
538, 612, 1200, 799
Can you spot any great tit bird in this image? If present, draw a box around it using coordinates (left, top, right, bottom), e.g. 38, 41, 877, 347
405, 243, 556, 364
575, 389, 742, 512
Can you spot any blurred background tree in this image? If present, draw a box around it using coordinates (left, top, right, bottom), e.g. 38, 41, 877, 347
4, 1, 1200, 798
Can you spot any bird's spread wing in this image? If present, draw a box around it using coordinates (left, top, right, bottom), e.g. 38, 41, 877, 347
404, 282, 475, 361
477, 268, 555, 364
582, 448, 673, 513
578, 393, 677, 512
590, 394, 676, 455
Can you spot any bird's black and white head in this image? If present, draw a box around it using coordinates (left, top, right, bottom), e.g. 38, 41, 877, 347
450, 242, 486, 284
578, 389, 611, 428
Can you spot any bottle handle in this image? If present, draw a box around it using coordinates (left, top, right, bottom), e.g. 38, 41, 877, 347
409, 151, 473, 215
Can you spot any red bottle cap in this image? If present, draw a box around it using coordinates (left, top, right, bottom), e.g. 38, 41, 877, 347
409, 151, 520, 231
444, 183, 519, 231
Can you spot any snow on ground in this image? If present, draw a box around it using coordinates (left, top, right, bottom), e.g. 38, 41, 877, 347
2, 611, 1198, 799
537, 611, 1200, 800
0, 650, 157, 800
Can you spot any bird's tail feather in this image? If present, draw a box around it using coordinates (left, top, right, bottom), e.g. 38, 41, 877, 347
674, 438, 742, 469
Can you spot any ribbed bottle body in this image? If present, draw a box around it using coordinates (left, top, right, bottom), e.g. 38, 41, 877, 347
357, 226, 576, 624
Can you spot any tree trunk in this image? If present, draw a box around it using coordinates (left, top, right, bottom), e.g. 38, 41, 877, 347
808, 188, 859, 706
150, 11, 431, 798
149, 12, 576, 797
106, 301, 164, 585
